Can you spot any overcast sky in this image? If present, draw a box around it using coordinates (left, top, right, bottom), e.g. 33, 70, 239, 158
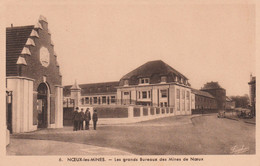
4, 1, 255, 96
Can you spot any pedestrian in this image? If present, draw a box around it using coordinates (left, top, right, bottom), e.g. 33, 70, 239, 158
92, 109, 98, 130
84, 108, 91, 130
72, 107, 79, 131
75, 107, 81, 131
79, 108, 85, 130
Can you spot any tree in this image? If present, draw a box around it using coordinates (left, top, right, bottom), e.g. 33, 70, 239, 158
230, 94, 249, 108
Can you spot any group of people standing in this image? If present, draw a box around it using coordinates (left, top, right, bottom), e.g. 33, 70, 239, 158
72, 107, 98, 131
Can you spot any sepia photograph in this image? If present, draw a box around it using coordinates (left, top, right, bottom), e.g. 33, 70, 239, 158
1, 0, 259, 165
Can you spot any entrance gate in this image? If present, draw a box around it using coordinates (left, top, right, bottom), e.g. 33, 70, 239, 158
37, 83, 48, 128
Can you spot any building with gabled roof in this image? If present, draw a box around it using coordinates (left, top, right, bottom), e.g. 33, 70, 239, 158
6, 15, 63, 133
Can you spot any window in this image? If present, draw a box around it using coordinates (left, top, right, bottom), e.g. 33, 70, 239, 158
161, 76, 167, 83
93, 97, 97, 104
85, 97, 89, 104
177, 89, 180, 99
164, 102, 168, 107
139, 78, 150, 84
161, 90, 167, 98
160, 102, 164, 107
90, 97, 92, 104
102, 96, 106, 104
139, 91, 141, 99
148, 91, 151, 98
81, 98, 84, 105
142, 91, 147, 99
111, 96, 115, 103
182, 90, 185, 99
124, 92, 129, 95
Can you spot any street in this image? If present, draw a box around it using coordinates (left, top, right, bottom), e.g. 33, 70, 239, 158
7, 114, 255, 155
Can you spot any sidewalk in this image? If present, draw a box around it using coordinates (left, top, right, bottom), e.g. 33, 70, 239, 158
225, 115, 255, 124
7, 138, 133, 155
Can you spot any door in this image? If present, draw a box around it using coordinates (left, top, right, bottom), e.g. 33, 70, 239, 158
37, 83, 48, 128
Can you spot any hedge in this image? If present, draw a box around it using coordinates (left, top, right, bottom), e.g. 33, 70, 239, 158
134, 107, 141, 117
143, 107, 148, 116
94, 107, 128, 118
156, 108, 160, 114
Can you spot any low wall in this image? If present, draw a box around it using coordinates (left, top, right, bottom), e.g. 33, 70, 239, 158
191, 109, 218, 114
63, 105, 191, 126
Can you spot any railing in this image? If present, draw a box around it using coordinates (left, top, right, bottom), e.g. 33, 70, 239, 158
63, 98, 175, 108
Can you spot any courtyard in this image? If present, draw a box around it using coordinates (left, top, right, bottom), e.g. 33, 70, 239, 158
7, 114, 255, 155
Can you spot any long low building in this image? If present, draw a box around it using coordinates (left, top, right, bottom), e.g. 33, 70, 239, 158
63, 60, 234, 111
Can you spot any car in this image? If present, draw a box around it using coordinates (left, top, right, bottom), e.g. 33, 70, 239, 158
235, 108, 252, 119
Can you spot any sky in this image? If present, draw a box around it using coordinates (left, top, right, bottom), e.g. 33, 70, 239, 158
4, 1, 256, 96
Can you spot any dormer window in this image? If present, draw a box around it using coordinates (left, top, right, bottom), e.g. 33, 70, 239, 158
124, 79, 129, 86
139, 78, 150, 84
174, 76, 178, 82
161, 76, 167, 83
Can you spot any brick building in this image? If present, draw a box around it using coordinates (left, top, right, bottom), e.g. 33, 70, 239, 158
6, 15, 63, 133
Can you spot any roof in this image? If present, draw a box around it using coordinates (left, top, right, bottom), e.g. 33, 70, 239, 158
120, 60, 188, 80
201, 81, 223, 90
63, 81, 119, 97
248, 76, 256, 84
226, 96, 233, 102
191, 88, 215, 99
6, 25, 34, 76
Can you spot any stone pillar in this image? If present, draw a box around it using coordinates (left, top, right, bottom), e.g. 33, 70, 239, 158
128, 106, 134, 118
70, 80, 81, 107
55, 86, 63, 128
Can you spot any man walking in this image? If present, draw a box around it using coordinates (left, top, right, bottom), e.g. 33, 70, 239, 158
72, 107, 79, 131
92, 109, 98, 130
84, 108, 91, 130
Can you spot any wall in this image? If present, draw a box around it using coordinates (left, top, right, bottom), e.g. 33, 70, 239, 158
7, 77, 37, 133
63, 105, 191, 126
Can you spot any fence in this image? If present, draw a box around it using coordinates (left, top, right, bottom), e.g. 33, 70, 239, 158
63, 98, 176, 108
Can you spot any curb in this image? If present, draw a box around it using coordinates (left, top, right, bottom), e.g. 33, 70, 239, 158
225, 117, 239, 121
225, 117, 255, 125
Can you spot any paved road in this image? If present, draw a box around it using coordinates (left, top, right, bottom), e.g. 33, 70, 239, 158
7, 114, 255, 155
7, 138, 133, 155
